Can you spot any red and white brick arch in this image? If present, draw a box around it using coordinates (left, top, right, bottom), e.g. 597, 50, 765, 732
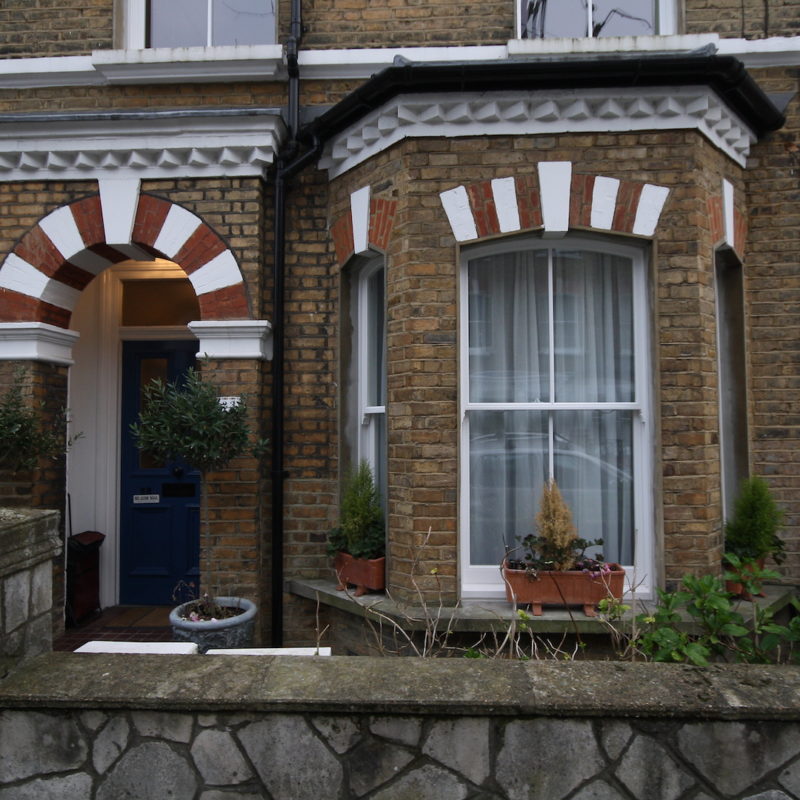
0, 178, 271, 363
331, 185, 398, 267
440, 162, 671, 243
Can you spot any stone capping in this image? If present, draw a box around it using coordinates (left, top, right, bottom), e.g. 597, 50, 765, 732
0, 322, 80, 365
0, 509, 61, 576
1, 653, 799, 721
188, 320, 273, 361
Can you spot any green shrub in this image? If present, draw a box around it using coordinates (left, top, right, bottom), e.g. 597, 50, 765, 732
0, 368, 66, 471
328, 461, 385, 560
724, 476, 785, 564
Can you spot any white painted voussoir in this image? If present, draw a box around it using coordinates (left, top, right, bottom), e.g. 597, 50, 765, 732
99, 178, 141, 245
440, 186, 478, 242
590, 176, 620, 230
722, 178, 735, 247
0, 322, 80, 365
632, 184, 670, 237
189, 320, 273, 361
188, 250, 242, 295
38, 205, 86, 262
154, 204, 203, 259
491, 177, 521, 233
350, 186, 372, 255
538, 162, 572, 236
0, 253, 49, 300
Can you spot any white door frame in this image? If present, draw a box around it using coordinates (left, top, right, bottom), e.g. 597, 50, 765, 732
67, 260, 196, 608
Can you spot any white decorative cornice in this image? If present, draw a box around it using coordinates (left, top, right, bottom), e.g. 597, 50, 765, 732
0, 322, 80, 365
319, 86, 755, 178
0, 111, 287, 181
189, 320, 273, 360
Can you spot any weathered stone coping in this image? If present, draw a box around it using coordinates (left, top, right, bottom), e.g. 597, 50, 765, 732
2, 653, 800, 721
290, 576, 796, 635
0, 508, 61, 575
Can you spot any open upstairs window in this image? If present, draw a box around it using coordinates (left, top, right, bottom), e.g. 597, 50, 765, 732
122, 0, 276, 49
459, 236, 654, 598
518, 0, 678, 38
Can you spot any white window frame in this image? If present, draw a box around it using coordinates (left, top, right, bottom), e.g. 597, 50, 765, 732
459, 235, 654, 599
357, 260, 387, 498
516, 0, 679, 39
120, 0, 276, 49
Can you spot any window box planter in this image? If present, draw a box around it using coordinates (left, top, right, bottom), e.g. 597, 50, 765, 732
501, 560, 625, 617
334, 552, 386, 597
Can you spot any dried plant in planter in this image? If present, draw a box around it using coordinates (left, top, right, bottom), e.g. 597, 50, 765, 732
502, 479, 624, 617
507, 479, 606, 576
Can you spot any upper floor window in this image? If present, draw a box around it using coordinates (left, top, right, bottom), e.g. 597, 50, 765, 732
518, 0, 677, 38
148, 0, 275, 47
121, 0, 275, 49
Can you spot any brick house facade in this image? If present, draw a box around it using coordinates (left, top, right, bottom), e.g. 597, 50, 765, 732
0, 1, 797, 647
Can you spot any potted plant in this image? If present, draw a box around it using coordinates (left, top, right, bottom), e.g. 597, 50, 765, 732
501, 479, 624, 616
131, 368, 261, 651
723, 476, 785, 599
328, 460, 385, 596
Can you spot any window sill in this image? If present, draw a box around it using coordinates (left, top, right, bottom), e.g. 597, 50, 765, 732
507, 33, 717, 58
289, 577, 797, 637
92, 45, 283, 84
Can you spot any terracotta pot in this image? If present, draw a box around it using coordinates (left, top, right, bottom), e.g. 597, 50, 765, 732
334, 552, 386, 596
502, 560, 625, 617
725, 557, 766, 601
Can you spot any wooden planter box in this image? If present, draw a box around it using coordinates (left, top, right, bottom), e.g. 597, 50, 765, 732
334, 552, 386, 597
502, 560, 625, 617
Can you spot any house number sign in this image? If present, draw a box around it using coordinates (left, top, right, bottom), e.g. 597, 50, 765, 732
133, 494, 160, 504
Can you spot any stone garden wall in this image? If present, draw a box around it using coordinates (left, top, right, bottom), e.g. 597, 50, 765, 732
0, 509, 60, 674
1, 654, 799, 799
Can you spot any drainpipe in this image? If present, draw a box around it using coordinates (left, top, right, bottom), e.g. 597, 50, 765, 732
271, 0, 322, 646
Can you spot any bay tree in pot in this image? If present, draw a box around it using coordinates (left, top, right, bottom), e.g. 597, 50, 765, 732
131, 368, 261, 651
328, 460, 386, 596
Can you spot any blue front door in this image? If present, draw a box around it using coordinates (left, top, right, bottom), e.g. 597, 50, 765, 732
120, 340, 200, 605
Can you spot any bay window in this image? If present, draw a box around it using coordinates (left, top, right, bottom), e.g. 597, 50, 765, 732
460, 237, 653, 597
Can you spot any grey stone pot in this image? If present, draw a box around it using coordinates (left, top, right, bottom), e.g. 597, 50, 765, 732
170, 596, 256, 653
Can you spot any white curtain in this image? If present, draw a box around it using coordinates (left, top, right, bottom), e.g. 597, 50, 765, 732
468, 247, 635, 566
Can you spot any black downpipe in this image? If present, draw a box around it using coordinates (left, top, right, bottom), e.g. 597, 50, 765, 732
271, 0, 322, 646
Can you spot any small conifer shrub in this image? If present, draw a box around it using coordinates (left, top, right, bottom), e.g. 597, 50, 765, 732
328, 460, 385, 560
724, 476, 785, 564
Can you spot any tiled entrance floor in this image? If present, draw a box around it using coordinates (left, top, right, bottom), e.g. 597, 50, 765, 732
54, 606, 173, 652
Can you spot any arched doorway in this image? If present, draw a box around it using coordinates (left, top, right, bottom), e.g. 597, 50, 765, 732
0, 181, 271, 610
69, 259, 204, 606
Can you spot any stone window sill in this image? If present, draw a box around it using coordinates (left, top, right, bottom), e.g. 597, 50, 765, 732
289, 577, 797, 637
